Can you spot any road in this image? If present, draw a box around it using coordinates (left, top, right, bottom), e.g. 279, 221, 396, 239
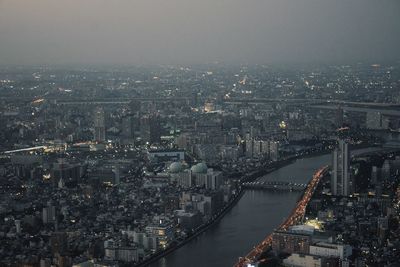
234, 166, 328, 266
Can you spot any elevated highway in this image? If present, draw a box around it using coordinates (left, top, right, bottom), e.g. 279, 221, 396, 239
308, 104, 400, 116
234, 166, 329, 267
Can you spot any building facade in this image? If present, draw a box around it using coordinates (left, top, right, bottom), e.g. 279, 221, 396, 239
332, 139, 351, 196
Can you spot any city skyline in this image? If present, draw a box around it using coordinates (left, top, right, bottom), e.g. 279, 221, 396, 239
1, 62, 400, 266
1, 1, 400, 266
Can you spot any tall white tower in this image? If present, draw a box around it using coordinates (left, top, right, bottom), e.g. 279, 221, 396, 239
332, 139, 351, 196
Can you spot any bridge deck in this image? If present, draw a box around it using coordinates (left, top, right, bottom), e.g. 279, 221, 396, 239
242, 181, 307, 191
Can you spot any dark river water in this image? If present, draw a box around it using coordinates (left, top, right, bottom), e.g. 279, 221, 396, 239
150, 147, 381, 267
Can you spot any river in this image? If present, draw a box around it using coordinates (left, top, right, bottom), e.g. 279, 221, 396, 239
149, 147, 382, 267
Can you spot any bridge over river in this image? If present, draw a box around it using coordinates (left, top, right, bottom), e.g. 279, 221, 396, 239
148, 147, 382, 267
242, 181, 307, 191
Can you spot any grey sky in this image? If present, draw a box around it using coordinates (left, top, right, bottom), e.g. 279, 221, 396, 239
0, 0, 399, 65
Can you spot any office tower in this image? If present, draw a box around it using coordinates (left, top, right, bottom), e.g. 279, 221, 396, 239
268, 141, 279, 162
336, 106, 344, 127
140, 115, 161, 144
42, 205, 56, 224
332, 139, 351, 196
121, 115, 135, 144
94, 107, 106, 142
15, 220, 21, 234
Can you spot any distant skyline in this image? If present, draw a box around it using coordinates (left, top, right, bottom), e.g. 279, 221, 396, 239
0, 0, 399, 65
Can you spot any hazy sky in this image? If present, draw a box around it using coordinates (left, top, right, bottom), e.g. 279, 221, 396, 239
0, 0, 399, 65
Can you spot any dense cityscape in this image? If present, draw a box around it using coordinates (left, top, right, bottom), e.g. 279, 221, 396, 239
1, 0, 400, 266
0, 61, 399, 267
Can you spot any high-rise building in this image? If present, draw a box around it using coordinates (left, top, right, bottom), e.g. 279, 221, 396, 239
15, 219, 21, 234
245, 139, 279, 161
206, 192, 224, 215
43, 205, 56, 224
336, 106, 344, 127
51, 158, 87, 186
268, 141, 279, 161
121, 115, 135, 144
112, 165, 120, 185
93, 107, 106, 142
371, 166, 380, 185
140, 115, 161, 144
332, 139, 351, 196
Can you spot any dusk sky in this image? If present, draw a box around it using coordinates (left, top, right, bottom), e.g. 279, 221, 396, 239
0, 0, 399, 65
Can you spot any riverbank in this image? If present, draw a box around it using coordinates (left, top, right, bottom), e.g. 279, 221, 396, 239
133, 150, 330, 267
135, 145, 379, 267
134, 188, 245, 267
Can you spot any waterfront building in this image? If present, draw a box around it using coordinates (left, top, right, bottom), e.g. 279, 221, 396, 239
245, 139, 279, 161
145, 223, 174, 249
203, 191, 224, 216
132, 231, 158, 251
191, 163, 223, 190
175, 210, 202, 230
272, 231, 312, 255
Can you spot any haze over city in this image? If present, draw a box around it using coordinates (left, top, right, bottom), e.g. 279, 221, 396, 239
0, 0, 399, 65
